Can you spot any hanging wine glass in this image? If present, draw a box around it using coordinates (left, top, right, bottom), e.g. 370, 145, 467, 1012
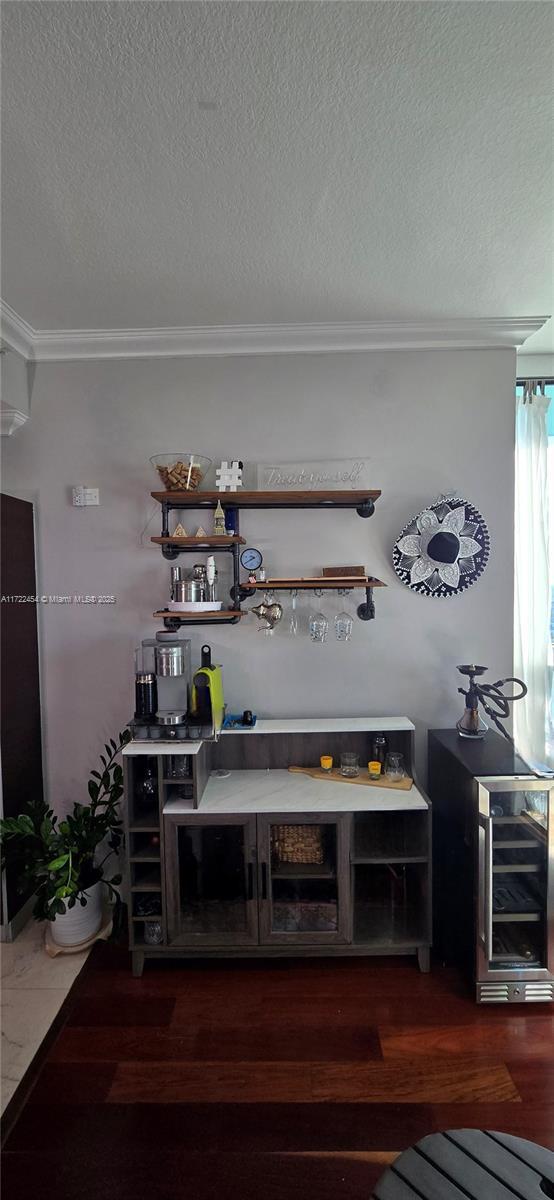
334, 611, 353, 641
290, 589, 299, 636
309, 611, 328, 642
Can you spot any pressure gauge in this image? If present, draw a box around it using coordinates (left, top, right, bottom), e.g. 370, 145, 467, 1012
240, 547, 263, 572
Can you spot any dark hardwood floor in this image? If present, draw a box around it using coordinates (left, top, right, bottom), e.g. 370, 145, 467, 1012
2, 946, 553, 1199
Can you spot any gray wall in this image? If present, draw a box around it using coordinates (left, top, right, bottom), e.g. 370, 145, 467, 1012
1, 348, 515, 807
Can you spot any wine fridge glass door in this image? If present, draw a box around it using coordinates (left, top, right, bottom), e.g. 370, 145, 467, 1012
477, 777, 554, 982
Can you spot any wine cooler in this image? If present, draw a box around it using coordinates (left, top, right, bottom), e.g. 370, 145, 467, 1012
429, 729, 554, 1003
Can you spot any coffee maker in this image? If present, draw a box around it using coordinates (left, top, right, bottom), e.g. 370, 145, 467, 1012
132, 633, 193, 741
131, 635, 224, 741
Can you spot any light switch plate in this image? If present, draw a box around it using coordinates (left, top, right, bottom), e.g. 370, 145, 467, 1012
72, 487, 99, 506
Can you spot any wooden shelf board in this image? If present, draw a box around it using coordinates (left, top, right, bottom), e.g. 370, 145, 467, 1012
151, 536, 245, 547
289, 766, 413, 792
493, 864, 541, 874
272, 861, 336, 880
153, 610, 244, 621
129, 819, 160, 832
243, 576, 386, 590
151, 489, 381, 508
351, 856, 428, 865
132, 913, 162, 921
129, 852, 161, 863
492, 912, 541, 923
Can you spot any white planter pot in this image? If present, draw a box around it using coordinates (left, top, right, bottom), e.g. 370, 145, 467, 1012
50, 881, 103, 947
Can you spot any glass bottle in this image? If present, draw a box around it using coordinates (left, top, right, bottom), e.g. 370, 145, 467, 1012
372, 735, 388, 766
139, 762, 158, 814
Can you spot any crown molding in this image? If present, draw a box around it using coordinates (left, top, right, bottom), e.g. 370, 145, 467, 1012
0, 302, 35, 359
0, 407, 29, 437
0, 305, 549, 362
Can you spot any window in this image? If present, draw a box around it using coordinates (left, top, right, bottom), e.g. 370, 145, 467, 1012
515, 380, 553, 764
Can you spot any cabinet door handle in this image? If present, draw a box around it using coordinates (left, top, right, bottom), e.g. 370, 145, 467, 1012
261, 862, 268, 900
247, 862, 254, 901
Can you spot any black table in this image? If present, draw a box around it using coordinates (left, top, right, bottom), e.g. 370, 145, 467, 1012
372, 1130, 554, 1199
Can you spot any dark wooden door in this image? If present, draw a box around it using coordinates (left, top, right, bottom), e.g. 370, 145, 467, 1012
1, 494, 44, 924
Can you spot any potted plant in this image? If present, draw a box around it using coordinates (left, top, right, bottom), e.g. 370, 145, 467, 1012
0, 729, 131, 946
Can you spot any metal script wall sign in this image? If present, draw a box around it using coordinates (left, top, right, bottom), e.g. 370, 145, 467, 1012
256, 459, 370, 491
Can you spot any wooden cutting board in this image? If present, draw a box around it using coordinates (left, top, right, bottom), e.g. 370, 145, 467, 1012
288, 766, 413, 791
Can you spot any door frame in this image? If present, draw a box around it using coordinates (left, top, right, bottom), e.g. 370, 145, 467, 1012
164, 812, 259, 947
257, 811, 351, 945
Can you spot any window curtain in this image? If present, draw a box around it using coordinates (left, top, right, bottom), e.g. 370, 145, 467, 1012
514, 383, 552, 770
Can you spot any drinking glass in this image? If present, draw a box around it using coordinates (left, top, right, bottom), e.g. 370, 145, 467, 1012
144, 921, 163, 946
340, 752, 359, 778
309, 612, 328, 642
334, 611, 353, 641
385, 752, 405, 782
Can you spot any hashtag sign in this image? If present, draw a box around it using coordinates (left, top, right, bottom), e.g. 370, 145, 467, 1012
216, 460, 243, 491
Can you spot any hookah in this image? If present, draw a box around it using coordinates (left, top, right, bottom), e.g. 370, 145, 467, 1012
456, 664, 527, 741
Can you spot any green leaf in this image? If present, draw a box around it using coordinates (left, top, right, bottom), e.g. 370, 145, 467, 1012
111, 874, 122, 886
17, 814, 36, 836
88, 780, 99, 802
47, 854, 69, 870
90, 770, 102, 780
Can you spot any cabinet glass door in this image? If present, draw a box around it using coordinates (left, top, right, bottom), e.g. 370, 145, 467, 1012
478, 779, 553, 979
165, 815, 258, 945
258, 814, 350, 944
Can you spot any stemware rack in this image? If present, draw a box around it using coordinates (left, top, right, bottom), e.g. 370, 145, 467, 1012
150, 489, 384, 628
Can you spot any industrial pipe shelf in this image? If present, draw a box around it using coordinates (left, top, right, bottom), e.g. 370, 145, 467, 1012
240, 576, 386, 590
151, 489, 380, 518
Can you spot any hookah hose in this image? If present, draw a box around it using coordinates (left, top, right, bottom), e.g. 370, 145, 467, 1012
473, 676, 527, 740
470, 676, 554, 779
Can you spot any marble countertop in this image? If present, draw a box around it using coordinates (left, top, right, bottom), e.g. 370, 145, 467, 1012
221, 717, 414, 735
123, 740, 204, 756
163, 769, 428, 815
124, 716, 414, 756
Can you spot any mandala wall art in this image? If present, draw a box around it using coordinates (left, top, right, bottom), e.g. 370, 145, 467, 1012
392, 496, 490, 598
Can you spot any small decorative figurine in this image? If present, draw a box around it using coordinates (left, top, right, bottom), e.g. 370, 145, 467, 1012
216, 460, 243, 491
173, 522, 188, 537
250, 594, 283, 633
213, 500, 226, 535
195, 526, 208, 538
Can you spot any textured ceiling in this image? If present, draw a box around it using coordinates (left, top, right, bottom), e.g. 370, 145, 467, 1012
1, 1, 552, 349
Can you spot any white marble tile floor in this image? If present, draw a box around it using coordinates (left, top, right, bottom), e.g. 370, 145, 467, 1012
1, 920, 90, 1114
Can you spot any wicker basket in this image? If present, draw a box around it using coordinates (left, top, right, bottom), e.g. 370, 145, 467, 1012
272, 824, 324, 865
